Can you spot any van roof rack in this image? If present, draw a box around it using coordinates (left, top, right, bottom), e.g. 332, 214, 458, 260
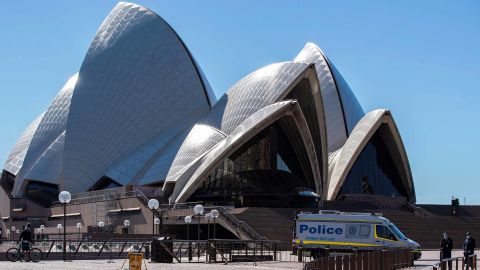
318, 210, 383, 217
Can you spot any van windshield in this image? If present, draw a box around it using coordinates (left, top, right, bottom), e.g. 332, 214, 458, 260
388, 223, 407, 240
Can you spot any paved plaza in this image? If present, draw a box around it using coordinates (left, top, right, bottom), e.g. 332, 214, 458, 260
0, 250, 478, 270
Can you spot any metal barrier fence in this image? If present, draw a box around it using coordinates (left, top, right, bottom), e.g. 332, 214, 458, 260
303, 249, 414, 270
150, 239, 312, 263
0, 239, 150, 261
433, 254, 478, 270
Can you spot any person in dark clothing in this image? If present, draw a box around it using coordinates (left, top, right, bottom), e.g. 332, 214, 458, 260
19, 223, 33, 252
440, 232, 453, 270
464, 232, 476, 269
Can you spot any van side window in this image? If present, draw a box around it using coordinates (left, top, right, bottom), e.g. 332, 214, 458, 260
376, 225, 398, 241
359, 225, 370, 237
346, 224, 371, 239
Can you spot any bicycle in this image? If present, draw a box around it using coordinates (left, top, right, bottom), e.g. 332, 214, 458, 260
6, 242, 43, 262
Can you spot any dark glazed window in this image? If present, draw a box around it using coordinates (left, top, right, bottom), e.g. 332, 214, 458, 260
24, 181, 59, 206
189, 122, 319, 208
338, 132, 407, 198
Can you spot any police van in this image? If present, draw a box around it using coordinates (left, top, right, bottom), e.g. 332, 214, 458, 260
293, 210, 421, 259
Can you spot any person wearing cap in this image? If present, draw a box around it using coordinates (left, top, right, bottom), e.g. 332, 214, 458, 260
464, 232, 476, 269
440, 232, 453, 270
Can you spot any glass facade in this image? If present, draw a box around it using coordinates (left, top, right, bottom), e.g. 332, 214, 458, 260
338, 132, 407, 198
188, 122, 320, 208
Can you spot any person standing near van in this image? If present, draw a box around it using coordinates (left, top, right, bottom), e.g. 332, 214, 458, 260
440, 232, 453, 270
464, 232, 476, 269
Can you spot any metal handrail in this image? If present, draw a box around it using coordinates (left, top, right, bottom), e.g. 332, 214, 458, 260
205, 206, 265, 240
406, 202, 434, 217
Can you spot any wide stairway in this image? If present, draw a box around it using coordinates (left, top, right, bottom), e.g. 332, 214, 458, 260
230, 202, 480, 249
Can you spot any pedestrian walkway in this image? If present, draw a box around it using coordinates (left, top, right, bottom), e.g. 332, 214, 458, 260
1, 250, 477, 270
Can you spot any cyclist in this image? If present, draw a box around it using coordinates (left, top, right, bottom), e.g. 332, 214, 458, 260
18, 223, 33, 261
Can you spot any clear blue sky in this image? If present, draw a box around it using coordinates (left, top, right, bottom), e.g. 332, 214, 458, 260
0, 1, 478, 204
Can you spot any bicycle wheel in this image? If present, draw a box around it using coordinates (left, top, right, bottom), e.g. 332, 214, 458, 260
28, 248, 43, 263
6, 247, 21, 262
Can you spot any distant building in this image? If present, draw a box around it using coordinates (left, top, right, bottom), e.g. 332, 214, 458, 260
0, 2, 415, 239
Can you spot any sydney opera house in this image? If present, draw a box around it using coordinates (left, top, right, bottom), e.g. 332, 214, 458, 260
0, 2, 416, 239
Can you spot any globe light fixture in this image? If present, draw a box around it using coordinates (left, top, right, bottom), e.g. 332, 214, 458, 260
58, 190, 71, 261
193, 204, 204, 215
148, 199, 159, 238
58, 191, 72, 204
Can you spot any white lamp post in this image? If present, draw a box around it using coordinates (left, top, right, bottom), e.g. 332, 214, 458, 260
184, 215, 193, 262
148, 199, 159, 239
211, 209, 219, 239
59, 190, 71, 261
154, 217, 160, 236
76, 223, 82, 239
6, 229, 10, 240
124, 220, 130, 234
40, 225, 45, 241
205, 213, 213, 240
193, 204, 204, 240
11, 226, 15, 240
184, 216, 192, 240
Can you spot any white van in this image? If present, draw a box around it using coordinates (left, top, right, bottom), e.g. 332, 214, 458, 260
293, 210, 421, 260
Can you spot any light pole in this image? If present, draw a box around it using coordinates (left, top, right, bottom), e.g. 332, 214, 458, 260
148, 199, 159, 239
154, 218, 160, 236
40, 225, 45, 240
57, 224, 62, 238
124, 220, 130, 235
211, 209, 219, 239
184, 216, 192, 240
11, 226, 15, 240
59, 190, 71, 261
76, 223, 82, 239
184, 216, 192, 262
193, 204, 204, 240
205, 213, 213, 240
6, 229, 9, 240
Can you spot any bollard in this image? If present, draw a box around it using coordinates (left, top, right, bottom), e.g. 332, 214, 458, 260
145, 245, 150, 260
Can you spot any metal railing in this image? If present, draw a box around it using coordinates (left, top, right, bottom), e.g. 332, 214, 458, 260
205, 206, 265, 240
406, 201, 434, 217
150, 239, 306, 263
304, 248, 414, 270
0, 239, 150, 261
433, 254, 478, 270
